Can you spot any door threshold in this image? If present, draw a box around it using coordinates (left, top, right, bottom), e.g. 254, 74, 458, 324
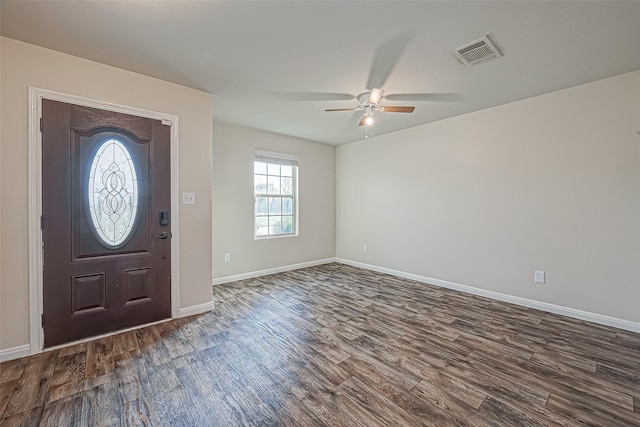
42, 317, 173, 354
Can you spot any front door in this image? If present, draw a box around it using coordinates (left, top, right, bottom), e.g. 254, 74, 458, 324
41, 99, 171, 348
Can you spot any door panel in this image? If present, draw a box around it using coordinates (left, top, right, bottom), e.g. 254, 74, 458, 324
42, 100, 171, 347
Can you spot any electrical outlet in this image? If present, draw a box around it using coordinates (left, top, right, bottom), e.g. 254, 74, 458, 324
182, 192, 196, 205
363, 244, 368, 253
534, 270, 545, 283
224, 253, 231, 263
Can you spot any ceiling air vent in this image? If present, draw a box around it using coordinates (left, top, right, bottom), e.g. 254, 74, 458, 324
452, 35, 502, 66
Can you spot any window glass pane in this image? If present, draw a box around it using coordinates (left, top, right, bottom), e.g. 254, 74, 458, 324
281, 216, 293, 233
269, 216, 282, 234
267, 163, 280, 175
267, 176, 280, 194
254, 161, 267, 174
281, 177, 293, 195
254, 175, 267, 194
268, 197, 282, 214
254, 155, 297, 238
282, 197, 293, 214
255, 197, 268, 215
255, 217, 269, 236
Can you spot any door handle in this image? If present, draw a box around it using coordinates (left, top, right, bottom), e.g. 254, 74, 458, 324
153, 231, 169, 240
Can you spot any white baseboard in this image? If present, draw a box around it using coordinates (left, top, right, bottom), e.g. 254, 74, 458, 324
178, 301, 215, 317
0, 344, 32, 363
212, 258, 337, 286
335, 258, 640, 334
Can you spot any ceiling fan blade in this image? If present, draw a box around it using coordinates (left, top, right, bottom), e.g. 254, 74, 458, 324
383, 106, 415, 113
274, 92, 355, 101
368, 88, 385, 105
366, 36, 409, 90
358, 115, 367, 126
384, 93, 459, 102
325, 108, 357, 112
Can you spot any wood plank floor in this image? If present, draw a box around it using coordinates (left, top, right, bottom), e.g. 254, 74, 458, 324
1, 263, 639, 426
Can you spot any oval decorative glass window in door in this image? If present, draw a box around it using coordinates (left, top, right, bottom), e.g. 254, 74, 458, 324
87, 138, 140, 248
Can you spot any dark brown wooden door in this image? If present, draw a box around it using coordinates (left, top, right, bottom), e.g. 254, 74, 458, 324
42, 100, 171, 347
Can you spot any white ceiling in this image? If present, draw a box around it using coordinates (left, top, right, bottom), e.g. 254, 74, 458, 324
2, 1, 639, 145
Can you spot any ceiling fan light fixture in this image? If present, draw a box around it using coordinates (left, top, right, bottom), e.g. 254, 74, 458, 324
325, 87, 416, 130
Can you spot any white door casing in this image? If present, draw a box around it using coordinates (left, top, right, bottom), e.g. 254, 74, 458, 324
27, 87, 181, 354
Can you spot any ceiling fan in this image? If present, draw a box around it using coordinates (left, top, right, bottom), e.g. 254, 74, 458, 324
325, 88, 415, 126
277, 36, 457, 133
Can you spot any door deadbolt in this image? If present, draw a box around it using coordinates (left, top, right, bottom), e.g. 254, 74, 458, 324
159, 211, 170, 226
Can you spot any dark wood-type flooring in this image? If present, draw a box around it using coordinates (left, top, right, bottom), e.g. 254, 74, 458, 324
1, 263, 639, 426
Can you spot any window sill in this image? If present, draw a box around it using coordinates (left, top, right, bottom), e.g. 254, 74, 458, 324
254, 233, 298, 241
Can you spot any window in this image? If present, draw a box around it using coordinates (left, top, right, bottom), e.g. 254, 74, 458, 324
254, 151, 298, 238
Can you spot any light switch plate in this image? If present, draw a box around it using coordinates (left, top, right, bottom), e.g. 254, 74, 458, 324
182, 192, 196, 205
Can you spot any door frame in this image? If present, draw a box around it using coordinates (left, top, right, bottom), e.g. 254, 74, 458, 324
28, 87, 181, 355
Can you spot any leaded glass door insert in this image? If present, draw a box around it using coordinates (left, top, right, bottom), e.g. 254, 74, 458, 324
87, 138, 140, 248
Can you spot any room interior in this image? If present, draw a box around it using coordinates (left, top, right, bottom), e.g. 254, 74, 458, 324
1, 1, 639, 425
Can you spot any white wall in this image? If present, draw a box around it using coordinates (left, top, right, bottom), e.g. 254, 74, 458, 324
0, 37, 214, 351
337, 70, 640, 324
212, 120, 335, 280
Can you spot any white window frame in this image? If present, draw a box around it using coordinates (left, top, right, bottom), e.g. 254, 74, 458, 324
253, 150, 299, 239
